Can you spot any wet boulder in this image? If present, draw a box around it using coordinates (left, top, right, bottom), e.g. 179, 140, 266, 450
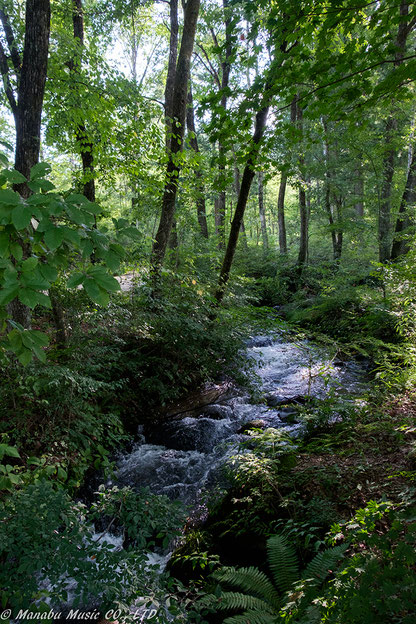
265, 393, 307, 407
199, 404, 233, 420
237, 419, 267, 434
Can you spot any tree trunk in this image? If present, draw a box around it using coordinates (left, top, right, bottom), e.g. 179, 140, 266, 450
296, 102, 308, 268
151, 0, 200, 269
164, 0, 179, 149
379, 116, 396, 262
391, 144, 416, 259
14, 0, 50, 196
214, 0, 232, 250
214, 105, 269, 304
234, 163, 248, 250
70, 0, 95, 203
2, 0, 51, 328
378, 0, 410, 262
277, 172, 288, 254
354, 164, 364, 217
186, 82, 208, 238
258, 171, 268, 251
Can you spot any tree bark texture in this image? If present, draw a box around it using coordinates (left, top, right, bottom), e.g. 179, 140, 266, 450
296, 101, 308, 267
164, 0, 179, 149
378, 1, 410, 262
14, 0, 51, 196
214, 105, 269, 304
0, 0, 51, 328
391, 144, 416, 259
277, 172, 288, 254
214, 0, 232, 249
258, 171, 268, 251
71, 0, 95, 203
151, 0, 200, 268
186, 83, 209, 238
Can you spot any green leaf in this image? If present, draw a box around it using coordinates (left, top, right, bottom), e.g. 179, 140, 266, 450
67, 193, 89, 205
18, 348, 33, 366
2, 169, 26, 184
12, 204, 32, 230
28, 179, 55, 193
39, 264, 58, 282
21, 257, 38, 272
0, 232, 10, 258
84, 278, 110, 306
67, 272, 84, 288
44, 227, 65, 250
88, 268, 120, 292
18, 288, 39, 309
0, 189, 20, 206
30, 162, 52, 180
10, 242, 22, 261
0, 286, 19, 306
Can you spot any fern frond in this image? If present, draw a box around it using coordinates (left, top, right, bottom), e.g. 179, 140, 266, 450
267, 534, 299, 594
223, 610, 278, 624
214, 591, 275, 613
302, 544, 347, 585
213, 566, 281, 608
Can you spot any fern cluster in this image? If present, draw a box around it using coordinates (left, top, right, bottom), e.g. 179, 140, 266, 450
200, 534, 347, 624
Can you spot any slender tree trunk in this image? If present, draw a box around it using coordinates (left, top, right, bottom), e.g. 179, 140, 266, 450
354, 164, 364, 217
164, 0, 179, 149
277, 172, 288, 254
151, 0, 200, 268
214, 105, 269, 304
296, 102, 308, 268
2, 0, 51, 328
165, 0, 180, 254
378, 0, 410, 262
70, 0, 95, 203
258, 171, 268, 251
14, 1, 50, 195
186, 82, 208, 238
214, 0, 232, 250
379, 116, 396, 262
391, 145, 416, 259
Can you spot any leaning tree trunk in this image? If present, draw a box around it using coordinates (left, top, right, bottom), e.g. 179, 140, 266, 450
391, 145, 416, 259
1, 0, 51, 328
233, 161, 248, 250
186, 81, 208, 238
151, 0, 200, 269
214, 105, 269, 304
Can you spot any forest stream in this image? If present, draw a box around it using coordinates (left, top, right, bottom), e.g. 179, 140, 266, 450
83, 331, 369, 614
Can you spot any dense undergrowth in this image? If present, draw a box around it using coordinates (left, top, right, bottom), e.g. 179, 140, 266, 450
1, 251, 416, 622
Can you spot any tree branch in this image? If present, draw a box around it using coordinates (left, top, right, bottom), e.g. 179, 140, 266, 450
0, 39, 17, 114
276, 53, 416, 113
195, 43, 220, 87
0, 9, 21, 75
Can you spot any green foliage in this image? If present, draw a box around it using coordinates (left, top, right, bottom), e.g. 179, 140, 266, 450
199, 533, 347, 624
313, 499, 416, 624
0, 481, 150, 612
90, 484, 186, 550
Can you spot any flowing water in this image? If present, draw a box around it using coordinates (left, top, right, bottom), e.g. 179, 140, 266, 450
114, 333, 368, 507
44, 332, 368, 617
